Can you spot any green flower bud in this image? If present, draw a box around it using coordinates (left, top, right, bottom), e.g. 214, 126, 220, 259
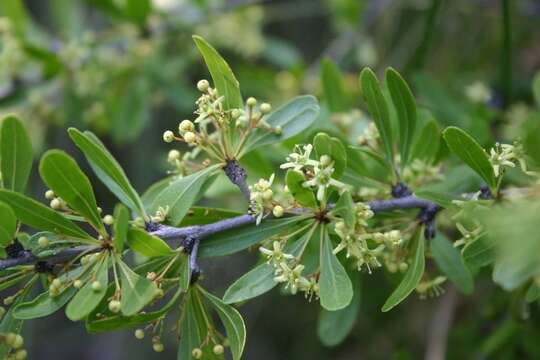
134, 329, 145, 339
45, 190, 55, 200
179, 119, 195, 133
273, 205, 284, 218
11, 334, 23, 349
103, 215, 114, 225
15, 349, 27, 360
38, 236, 49, 247
320, 155, 332, 167
183, 131, 197, 144
50, 198, 62, 210
73, 280, 83, 289
262, 189, 273, 201
274, 125, 282, 135
51, 278, 61, 288
108, 300, 121, 313
168, 149, 181, 162
153, 343, 164, 353
260, 102, 272, 114
246, 97, 257, 107
91, 280, 102, 291
213, 344, 224, 355
197, 79, 210, 92
192, 348, 203, 359
163, 130, 175, 143
231, 109, 241, 119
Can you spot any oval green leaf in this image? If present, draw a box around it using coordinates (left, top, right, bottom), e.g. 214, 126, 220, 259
431, 233, 474, 295
223, 262, 277, 304
127, 228, 173, 257
0, 115, 33, 193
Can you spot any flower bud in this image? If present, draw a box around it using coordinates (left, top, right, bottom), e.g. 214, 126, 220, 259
51, 278, 61, 288
213, 344, 224, 355
91, 280, 102, 291
11, 334, 23, 349
50, 198, 62, 210
153, 343, 164, 352
15, 350, 27, 360
179, 119, 195, 133
146, 272, 157, 281
320, 155, 332, 167
183, 131, 196, 144
73, 280, 83, 289
274, 125, 282, 135
197, 79, 209, 92
192, 348, 203, 359
273, 205, 284, 218
108, 300, 121, 313
103, 215, 114, 225
162, 130, 175, 143
134, 329, 145, 339
45, 190, 55, 200
260, 103, 271, 114
168, 149, 181, 162
231, 109, 241, 119
246, 97, 257, 107
38, 236, 49, 247
262, 189, 273, 201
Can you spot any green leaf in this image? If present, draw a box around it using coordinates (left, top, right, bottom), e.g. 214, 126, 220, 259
200, 287, 246, 360
151, 165, 220, 226
442, 127, 496, 191
117, 259, 157, 316
313, 132, 347, 178
223, 262, 277, 304
127, 228, 174, 257
193, 35, 242, 110
320, 58, 349, 112
359, 68, 394, 163
462, 235, 496, 270
0, 115, 33, 193
13, 287, 77, 319
319, 227, 353, 311
66, 254, 109, 321
0, 190, 90, 240
331, 191, 355, 228
0, 201, 16, 247
317, 270, 361, 347
386, 68, 417, 167
178, 287, 223, 360
431, 234, 474, 294
113, 204, 129, 253
285, 170, 318, 208
68, 128, 146, 218
200, 216, 306, 258
410, 117, 440, 163
242, 95, 320, 155
382, 227, 425, 312
39, 150, 104, 234
87, 287, 182, 333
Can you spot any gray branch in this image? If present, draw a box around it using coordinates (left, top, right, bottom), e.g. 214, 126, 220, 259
0, 194, 441, 271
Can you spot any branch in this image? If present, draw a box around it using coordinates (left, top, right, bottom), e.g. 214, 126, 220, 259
223, 159, 250, 201
0, 195, 441, 271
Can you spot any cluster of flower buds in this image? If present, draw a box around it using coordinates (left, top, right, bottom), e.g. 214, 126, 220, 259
248, 174, 288, 224
1, 332, 27, 359
401, 159, 443, 187
281, 144, 350, 203
162, 79, 277, 169
260, 241, 319, 300
333, 203, 406, 274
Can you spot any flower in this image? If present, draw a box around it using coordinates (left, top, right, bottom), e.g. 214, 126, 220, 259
280, 144, 318, 172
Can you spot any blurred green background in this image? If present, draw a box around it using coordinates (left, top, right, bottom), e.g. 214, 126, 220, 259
1, 0, 540, 358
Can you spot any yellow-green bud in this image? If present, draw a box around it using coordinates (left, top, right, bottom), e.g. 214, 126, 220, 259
262, 189, 273, 201
45, 190, 55, 200
38, 236, 49, 247
51, 278, 61, 288
134, 329, 145, 339
320, 155, 332, 167
73, 280, 83, 289
5, 333, 16, 346
179, 119, 195, 133
260, 103, 271, 114
274, 125, 282, 135
154, 288, 164, 299
103, 215, 114, 225
197, 79, 209, 92
146, 272, 157, 281
3, 296, 13, 305
273, 205, 284, 218
108, 300, 121, 313
213, 344, 224, 355
153, 343, 164, 353
15, 349, 27, 360
50, 198, 62, 210
163, 130, 175, 143
192, 348, 203, 359
91, 280, 102, 291
246, 97, 257, 107
231, 109, 241, 119
168, 149, 181, 162
11, 334, 23, 349
183, 131, 196, 144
